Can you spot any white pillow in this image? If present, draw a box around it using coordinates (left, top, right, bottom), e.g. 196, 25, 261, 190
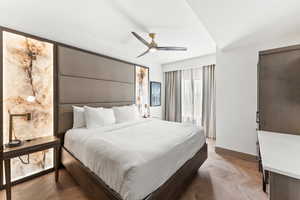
84, 106, 116, 129
113, 105, 140, 123
72, 106, 86, 128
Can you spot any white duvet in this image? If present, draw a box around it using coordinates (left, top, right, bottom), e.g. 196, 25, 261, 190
64, 118, 205, 200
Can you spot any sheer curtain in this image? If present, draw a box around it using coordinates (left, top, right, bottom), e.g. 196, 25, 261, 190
181, 68, 202, 126
181, 65, 216, 138
164, 65, 216, 138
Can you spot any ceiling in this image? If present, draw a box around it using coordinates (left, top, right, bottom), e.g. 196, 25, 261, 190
187, 0, 300, 50
0, 0, 216, 64
2, 0, 300, 64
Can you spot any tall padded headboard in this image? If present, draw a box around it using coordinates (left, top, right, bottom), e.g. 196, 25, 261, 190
57, 45, 135, 135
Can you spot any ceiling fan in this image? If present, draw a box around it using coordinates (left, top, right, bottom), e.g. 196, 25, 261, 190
131, 32, 187, 58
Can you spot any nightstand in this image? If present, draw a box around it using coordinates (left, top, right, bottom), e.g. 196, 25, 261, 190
2, 136, 60, 200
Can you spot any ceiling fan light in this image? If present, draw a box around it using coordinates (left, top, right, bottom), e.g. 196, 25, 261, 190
149, 48, 157, 52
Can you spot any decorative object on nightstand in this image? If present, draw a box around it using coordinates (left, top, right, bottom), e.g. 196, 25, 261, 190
2, 136, 61, 200
143, 104, 150, 118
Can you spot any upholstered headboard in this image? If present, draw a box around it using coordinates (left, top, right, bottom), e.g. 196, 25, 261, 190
57, 45, 135, 136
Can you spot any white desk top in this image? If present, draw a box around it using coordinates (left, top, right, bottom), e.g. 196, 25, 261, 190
258, 130, 300, 179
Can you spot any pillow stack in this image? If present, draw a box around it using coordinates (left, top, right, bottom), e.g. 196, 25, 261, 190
84, 106, 116, 129
72, 106, 86, 128
72, 105, 141, 129
112, 105, 140, 123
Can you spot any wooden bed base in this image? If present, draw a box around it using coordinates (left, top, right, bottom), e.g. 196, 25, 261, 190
61, 143, 208, 200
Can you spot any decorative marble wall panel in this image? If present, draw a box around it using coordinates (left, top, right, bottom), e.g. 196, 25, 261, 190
135, 66, 149, 115
2, 31, 54, 180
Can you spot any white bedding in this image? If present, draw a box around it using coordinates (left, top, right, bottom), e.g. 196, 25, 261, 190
64, 118, 205, 200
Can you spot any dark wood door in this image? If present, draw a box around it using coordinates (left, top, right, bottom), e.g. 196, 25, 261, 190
258, 46, 300, 135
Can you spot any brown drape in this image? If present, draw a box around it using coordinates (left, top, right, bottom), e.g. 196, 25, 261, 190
164, 71, 182, 122
202, 64, 216, 139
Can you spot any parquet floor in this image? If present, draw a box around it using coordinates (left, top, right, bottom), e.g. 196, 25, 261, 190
0, 140, 268, 200
180, 140, 267, 200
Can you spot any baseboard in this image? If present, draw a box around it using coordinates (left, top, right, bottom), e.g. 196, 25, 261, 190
215, 146, 257, 162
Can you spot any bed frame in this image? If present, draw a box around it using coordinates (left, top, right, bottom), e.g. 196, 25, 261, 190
56, 44, 208, 200
61, 143, 207, 200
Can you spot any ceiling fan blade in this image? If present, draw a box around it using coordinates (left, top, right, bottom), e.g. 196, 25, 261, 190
132, 32, 150, 47
137, 49, 150, 58
157, 46, 187, 51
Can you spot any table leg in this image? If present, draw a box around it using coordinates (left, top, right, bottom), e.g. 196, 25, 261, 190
263, 175, 266, 193
54, 146, 59, 182
4, 159, 11, 200
0, 159, 3, 188
265, 170, 269, 184
263, 170, 269, 193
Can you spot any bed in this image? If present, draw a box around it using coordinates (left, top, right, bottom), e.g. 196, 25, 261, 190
63, 118, 206, 200
56, 44, 207, 200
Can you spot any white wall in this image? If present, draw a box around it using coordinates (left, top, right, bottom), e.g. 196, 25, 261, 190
162, 53, 216, 72
216, 34, 300, 155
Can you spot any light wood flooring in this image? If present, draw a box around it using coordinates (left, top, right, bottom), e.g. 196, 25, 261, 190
0, 140, 268, 200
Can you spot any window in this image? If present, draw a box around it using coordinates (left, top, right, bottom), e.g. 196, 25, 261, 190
181, 68, 202, 127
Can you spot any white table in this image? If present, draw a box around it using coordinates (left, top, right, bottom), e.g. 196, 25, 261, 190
258, 130, 300, 200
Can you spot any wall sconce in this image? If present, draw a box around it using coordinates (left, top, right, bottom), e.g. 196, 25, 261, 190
5, 113, 32, 148
5, 96, 35, 148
